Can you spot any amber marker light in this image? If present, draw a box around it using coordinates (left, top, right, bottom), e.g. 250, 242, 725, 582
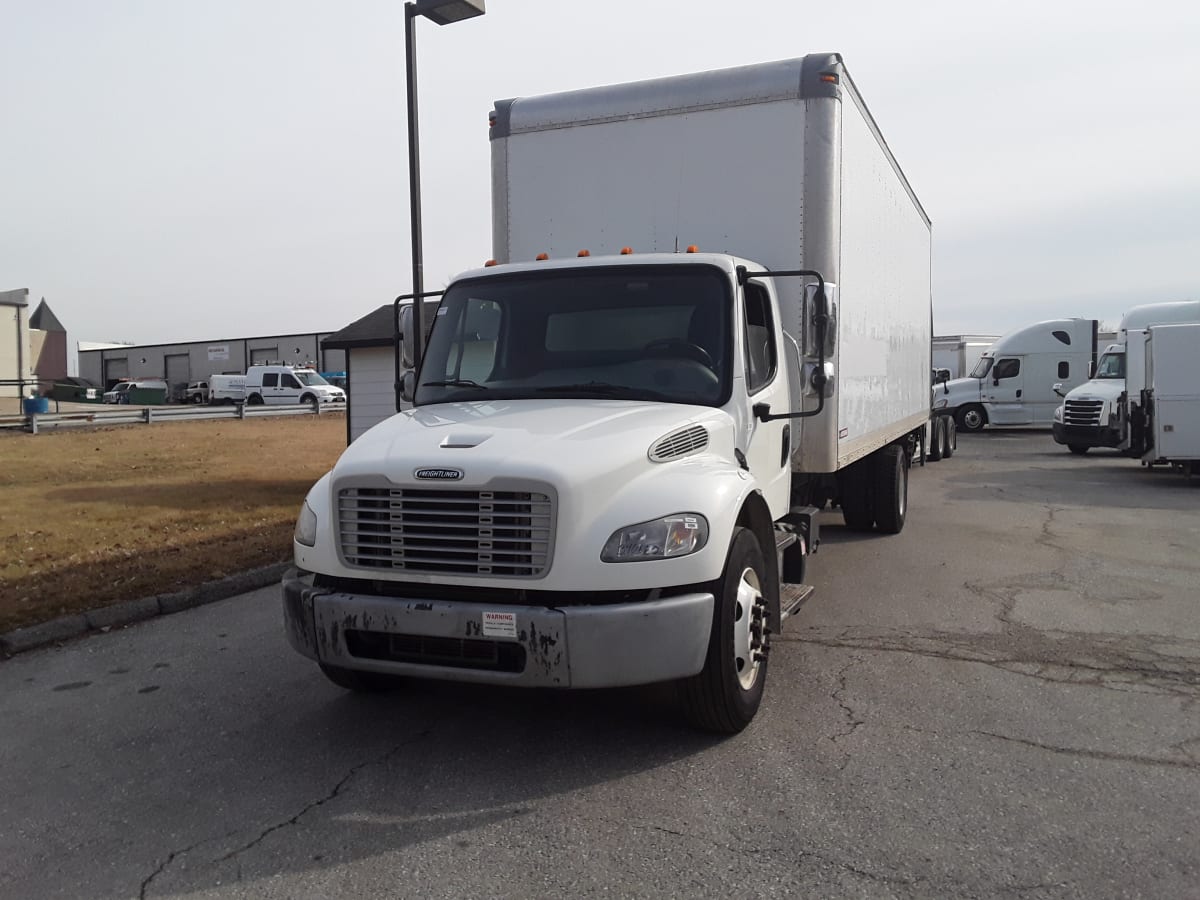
686, 245, 699, 253
820, 73, 839, 84
484, 259, 498, 267
620, 246, 634, 255
535, 252, 549, 260
577, 249, 590, 257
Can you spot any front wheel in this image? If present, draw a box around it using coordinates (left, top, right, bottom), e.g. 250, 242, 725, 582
1068, 444, 1089, 455
680, 527, 770, 733
956, 404, 986, 433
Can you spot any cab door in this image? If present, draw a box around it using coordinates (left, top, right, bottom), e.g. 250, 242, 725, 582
984, 356, 1030, 424
279, 372, 303, 403
741, 280, 791, 519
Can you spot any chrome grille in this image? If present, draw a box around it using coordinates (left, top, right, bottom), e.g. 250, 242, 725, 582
1063, 399, 1103, 427
650, 425, 709, 462
338, 487, 552, 577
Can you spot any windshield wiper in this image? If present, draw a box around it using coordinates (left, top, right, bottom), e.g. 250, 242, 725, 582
423, 379, 489, 390
535, 382, 672, 402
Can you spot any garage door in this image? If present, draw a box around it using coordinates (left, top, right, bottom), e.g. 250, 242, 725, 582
250, 348, 277, 365
165, 354, 190, 400
104, 357, 129, 389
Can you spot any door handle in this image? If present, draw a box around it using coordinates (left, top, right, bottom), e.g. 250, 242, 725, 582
1016, 389, 1022, 398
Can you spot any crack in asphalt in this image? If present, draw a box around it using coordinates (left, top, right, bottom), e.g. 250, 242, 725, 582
785, 632, 1200, 699
972, 730, 1200, 772
137, 719, 445, 896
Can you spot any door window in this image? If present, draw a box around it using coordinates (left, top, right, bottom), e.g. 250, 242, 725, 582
743, 282, 776, 394
993, 359, 1020, 379
282, 374, 301, 389
263, 373, 279, 387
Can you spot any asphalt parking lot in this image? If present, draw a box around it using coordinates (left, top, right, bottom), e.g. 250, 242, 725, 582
1, 430, 1197, 899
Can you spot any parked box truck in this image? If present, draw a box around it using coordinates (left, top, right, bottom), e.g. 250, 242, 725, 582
1053, 300, 1200, 454
935, 318, 1098, 431
283, 55, 933, 731
1137, 323, 1200, 476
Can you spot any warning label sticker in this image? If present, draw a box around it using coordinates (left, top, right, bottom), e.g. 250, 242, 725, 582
482, 611, 517, 639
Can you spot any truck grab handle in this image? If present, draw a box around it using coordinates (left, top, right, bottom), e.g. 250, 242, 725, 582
736, 266, 829, 422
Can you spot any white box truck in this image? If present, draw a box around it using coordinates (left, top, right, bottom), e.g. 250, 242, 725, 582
1053, 300, 1200, 454
1136, 323, 1200, 476
283, 54, 933, 731
935, 318, 1098, 431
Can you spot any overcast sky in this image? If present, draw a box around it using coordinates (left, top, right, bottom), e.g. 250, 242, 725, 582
3, 0, 1198, 352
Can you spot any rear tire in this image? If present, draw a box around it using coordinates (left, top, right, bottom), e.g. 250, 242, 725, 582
247, 393, 264, 406
1068, 444, 1089, 455
873, 445, 908, 534
956, 404, 986, 433
838, 459, 875, 531
942, 420, 955, 459
319, 663, 400, 692
679, 527, 770, 734
927, 420, 943, 462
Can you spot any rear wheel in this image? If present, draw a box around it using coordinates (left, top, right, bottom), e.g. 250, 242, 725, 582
247, 393, 264, 406
927, 420, 943, 462
1068, 444, 1089, 455
873, 445, 909, 534
838, 460, 875, 531
942, 420, 955, 459
680, 527, 770, 734
956, 404, 986, 433
319, 663, 401, 692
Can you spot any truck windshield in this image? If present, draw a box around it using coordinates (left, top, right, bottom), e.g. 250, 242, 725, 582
1094, 352, 1125, 379
415, 266, 731, 407
296, 372, 330, 386
969, 358, 993, 379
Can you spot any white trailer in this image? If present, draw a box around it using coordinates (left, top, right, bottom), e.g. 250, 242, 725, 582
933, 335, 997, 380
1053, 300, 1200, 455
1137, 323, 1200, 475
283, 54, 933, 731
936, 318, 1097, 431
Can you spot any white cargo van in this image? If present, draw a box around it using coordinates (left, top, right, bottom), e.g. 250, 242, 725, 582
283, 54, 934, 732
1053, 300, 1200, 454
243, 366, 346, 406
935, 318, 1098, 431
208, 374, 246, 404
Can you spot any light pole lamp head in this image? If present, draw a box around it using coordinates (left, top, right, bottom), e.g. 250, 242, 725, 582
410, 0, 485, 25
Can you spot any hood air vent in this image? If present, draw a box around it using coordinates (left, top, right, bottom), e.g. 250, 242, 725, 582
649, 425, 709, 462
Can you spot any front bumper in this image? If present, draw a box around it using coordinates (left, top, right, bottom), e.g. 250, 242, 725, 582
282, 568, 714, 688
1052, 422, 1123, 448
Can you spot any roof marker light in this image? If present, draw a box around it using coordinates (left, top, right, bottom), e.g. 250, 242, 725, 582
620, 246, 634, 255
686, 245, 699, 253
577, 249, 590, 257
484, 259, 498, 267
535, 252, 549, 260
820, 73, 839, 84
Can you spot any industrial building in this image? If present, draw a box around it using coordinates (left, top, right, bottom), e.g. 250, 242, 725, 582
78, 330, 348, 398
2, 288, 69, 399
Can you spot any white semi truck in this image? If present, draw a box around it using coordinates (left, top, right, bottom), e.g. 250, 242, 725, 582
1052, 300, 1200, 455
283, 54, 933, 732
935, 318, 1098, 432
1137, 323, 1200, 476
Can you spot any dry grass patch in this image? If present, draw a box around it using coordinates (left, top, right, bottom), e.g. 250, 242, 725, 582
0, 415, 347, 632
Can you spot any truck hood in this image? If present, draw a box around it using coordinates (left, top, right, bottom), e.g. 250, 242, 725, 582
1064, 378, 1125, 403
335, 399, 735, 487
932, 376, 982, 409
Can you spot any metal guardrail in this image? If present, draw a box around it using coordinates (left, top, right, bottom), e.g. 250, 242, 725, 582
0, 402, 344, 434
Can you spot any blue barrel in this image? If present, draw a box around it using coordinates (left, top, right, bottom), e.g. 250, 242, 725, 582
23, 397, 50, 414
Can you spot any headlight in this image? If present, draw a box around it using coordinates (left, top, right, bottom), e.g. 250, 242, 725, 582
1053, 405, 1063, 423
934, 398, 948, 409
601, 514, 709, 563
294, 500, 318, 547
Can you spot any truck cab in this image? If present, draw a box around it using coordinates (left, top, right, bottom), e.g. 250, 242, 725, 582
937, 318, 1097, 431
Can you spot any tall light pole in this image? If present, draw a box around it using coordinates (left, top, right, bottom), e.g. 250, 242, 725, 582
400, 0, 485, 410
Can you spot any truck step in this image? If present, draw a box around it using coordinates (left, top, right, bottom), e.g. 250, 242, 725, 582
780, 584, 816, 623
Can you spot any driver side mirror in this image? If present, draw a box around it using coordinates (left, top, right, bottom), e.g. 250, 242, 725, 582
1088, 361, 1096, 378
400, 370, 416, 403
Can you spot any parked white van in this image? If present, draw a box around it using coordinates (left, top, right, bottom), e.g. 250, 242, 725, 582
102, 379, 170, 404
208, 374, 246, 404
243, 366, 346, 406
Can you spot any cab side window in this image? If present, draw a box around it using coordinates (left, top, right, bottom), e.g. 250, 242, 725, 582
282, 374, 301, 389
993, 358, 1020, 379
743, 283, 776, 394
263, 373, 279, 387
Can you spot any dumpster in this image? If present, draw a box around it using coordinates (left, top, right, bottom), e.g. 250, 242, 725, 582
126, 386, 168, 405
23, 397, 50, 414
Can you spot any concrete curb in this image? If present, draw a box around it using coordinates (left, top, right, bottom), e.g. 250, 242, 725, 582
0, 562, 290, 658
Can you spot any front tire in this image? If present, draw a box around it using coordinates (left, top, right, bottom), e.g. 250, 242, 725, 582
837, 458, 875, 531
680, 527, 770, 734
956, 404, 986, 433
